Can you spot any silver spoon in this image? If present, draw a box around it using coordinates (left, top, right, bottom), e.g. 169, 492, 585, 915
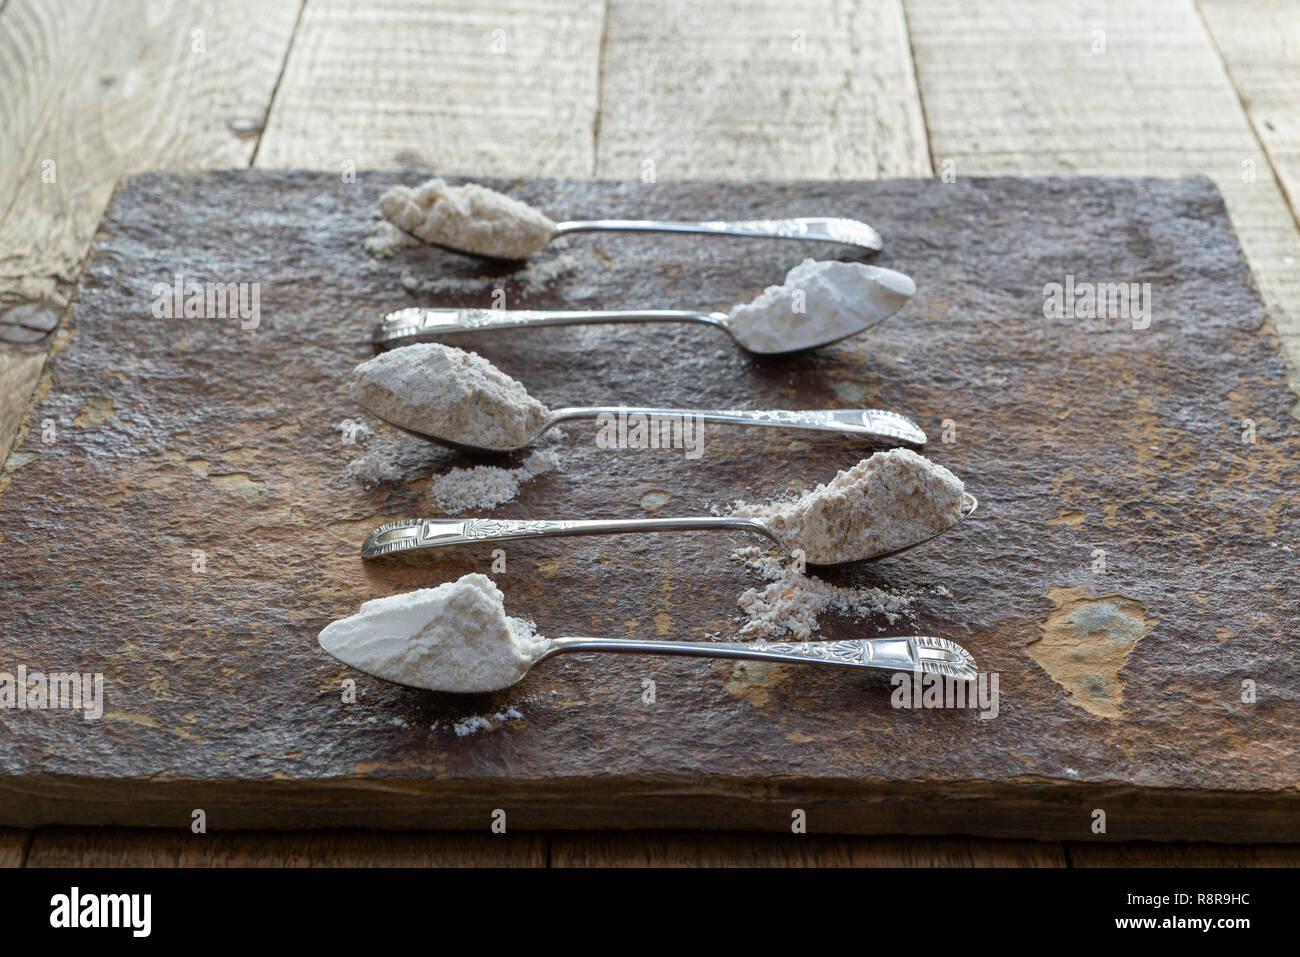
395, 216, 883, 260
319, 633, 978, 692
369, 406, 927, 453
360, 493, 978, 565
373, 261, 913, 355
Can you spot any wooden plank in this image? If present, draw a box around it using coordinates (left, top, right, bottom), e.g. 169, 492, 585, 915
2, 171, 1296, 839
1070, 842, 1300, 867
26, 827, 546, 867
595, 0, 931, 179
552, 832, 1066, 867
1198, 0, 1300, 373
904, 0, 1300, 386
254, 0, 605, 175
0, 828, 28, 867
0, 0, 301, 458
1199, 1, 1300, 217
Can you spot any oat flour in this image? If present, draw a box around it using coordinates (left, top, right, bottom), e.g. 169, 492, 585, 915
378, 178, 557, 259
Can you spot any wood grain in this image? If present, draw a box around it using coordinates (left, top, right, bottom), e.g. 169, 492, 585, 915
1199, 1, 1300, 216
905, 0, 1300, 386
595, 0, 931, 179
1198, 0, 1300, 374
1070, 842, 1300, 867
0, 0, 301, 456
551, 832, 1066, 867
254, 0, 605, 175
0, 828, 28, 867
26, 827, 545, 867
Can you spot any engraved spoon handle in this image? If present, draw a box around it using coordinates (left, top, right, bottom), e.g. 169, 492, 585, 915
541, 635, 977, 682
546, 406, 926, 446
362, 516, 781, 559
554, 217, 883, 252
375, 307, 727, 348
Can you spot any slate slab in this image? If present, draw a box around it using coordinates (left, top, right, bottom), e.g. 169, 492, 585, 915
0, 171, 1296, 838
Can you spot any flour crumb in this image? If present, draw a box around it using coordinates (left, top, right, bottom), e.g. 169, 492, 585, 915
730, 546, 916, 640
429, 448, 560, 513
346, 448, 403, 486
334, 419, 374, 445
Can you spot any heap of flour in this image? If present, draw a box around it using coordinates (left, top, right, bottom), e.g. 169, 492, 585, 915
350, 343, 551, 449
726, 259, 916, 352
318, 574, 551, 693
730, 448, 966, 564
377, 178, 557, 259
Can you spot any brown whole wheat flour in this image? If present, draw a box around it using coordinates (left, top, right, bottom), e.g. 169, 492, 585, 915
350, 343, 551, 450
377, 178, 557, 259
730, 448, 966, 564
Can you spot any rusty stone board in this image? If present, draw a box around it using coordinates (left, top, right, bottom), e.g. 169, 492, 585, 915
0, 171, 1295, 838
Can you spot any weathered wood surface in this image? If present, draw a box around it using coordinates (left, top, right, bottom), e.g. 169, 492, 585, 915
594, 0, 931, 179
550, 832, 1067, 867
0, 0, 301, 456
253, 0, 606, 175
0, 171, 1296, 838
906, 0, 1300, 390
0, 828, 27, 868
25, 826, 546, 867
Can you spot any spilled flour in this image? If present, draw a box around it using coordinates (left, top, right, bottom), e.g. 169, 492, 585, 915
430, 448, 560, 513
346, 448, 403, 486
730, 546, 916, 640
730, 449, 966, 563
398, 253, 579, 295
377, 178, 557, 259
318, 573, 551, 693
333, 419, 375, 445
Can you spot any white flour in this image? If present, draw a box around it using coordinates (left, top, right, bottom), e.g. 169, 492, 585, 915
350, 343, 551, 450
730, 448, 965, 564
430, 448, 560, 513
318, 574, 551, 693
727, 259, 916, 352
378, 178, 557, 259
730, 546, 915, 640
364, 220, 419, 258
345, 448, 403, 485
